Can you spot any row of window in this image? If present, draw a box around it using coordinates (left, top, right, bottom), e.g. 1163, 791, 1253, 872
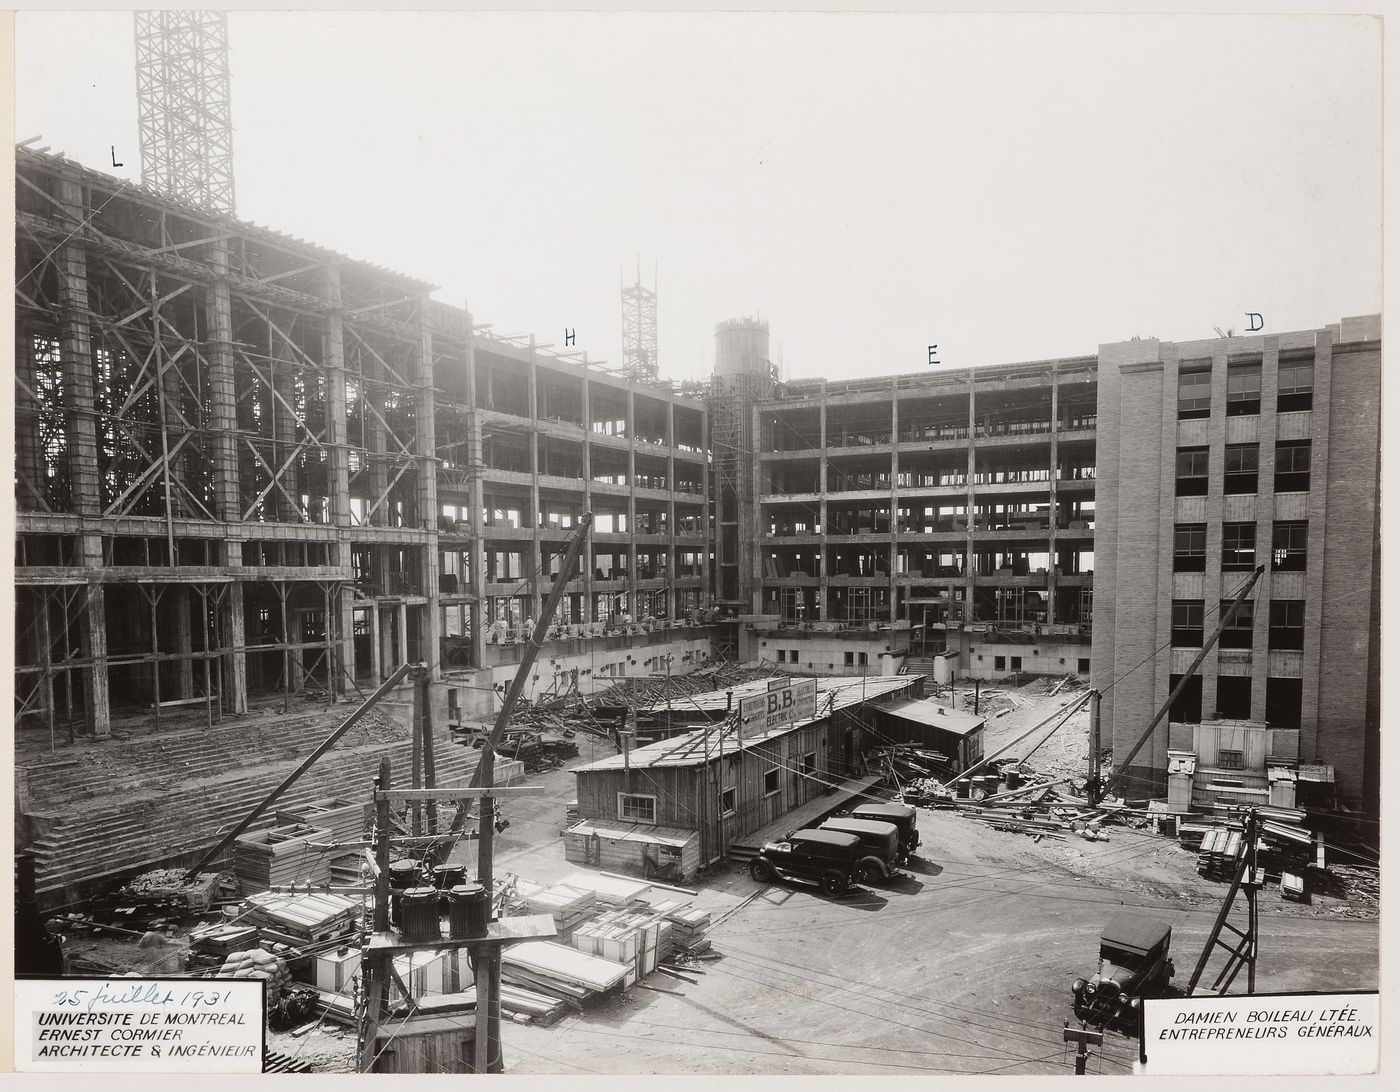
1168, 674, 1303, 729
776, 649, 871, 667
1171, 598, 1304, 650
1176, 440, 1311, 496
617, 755, 819, 824
1178, 357, 1314, 419
1173, 520, 1308, 572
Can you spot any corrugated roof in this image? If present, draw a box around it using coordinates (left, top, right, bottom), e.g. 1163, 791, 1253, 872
877, 697, 985, 736
581, 675, 919, 772
640, 673, 913, 715
564, 820, 696, 848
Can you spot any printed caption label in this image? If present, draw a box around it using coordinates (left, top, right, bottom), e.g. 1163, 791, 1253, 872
1141, 991, 1377, 1075
15, 978, 265, 1073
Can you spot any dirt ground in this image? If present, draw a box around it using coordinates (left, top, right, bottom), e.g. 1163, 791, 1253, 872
62, 679, 1381, 1074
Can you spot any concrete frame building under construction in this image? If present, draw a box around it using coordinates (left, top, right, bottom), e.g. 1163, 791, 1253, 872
9, 143, 1381, 818
12, 146, 711, 742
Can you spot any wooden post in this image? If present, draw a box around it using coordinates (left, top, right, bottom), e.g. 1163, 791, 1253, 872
421, 669, 438, 836
360, 757, 393, 1074
411, 666, 424, 837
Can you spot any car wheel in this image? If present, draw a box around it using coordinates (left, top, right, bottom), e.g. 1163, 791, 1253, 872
819, 871, 848, 897
857, 858, 883, 885
749, 858, 775, 883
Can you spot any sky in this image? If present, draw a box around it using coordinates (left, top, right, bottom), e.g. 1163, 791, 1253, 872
13, 9, 1383, 385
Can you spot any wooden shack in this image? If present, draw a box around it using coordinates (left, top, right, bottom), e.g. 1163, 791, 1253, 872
571, 675, 923, 868
370, 1014, 475, 1073
871, 697, 986, 772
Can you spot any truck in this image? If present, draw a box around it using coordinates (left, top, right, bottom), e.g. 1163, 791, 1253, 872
748, 829, 864, 896
1070, 912, 1175, 1027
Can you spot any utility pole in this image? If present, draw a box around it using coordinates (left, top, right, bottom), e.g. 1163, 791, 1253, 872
1087, 688, 1102, 805
1063, 1021, 1102, 1074
1187, 806, 1262, 997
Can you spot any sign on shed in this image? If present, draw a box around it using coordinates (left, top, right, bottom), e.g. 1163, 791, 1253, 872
740, 677, 817, 733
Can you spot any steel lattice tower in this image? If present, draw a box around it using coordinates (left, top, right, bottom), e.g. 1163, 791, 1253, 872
134, 10, 236, 215
621, 263, 658, 382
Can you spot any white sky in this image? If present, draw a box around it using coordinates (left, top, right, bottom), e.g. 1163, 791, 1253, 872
13, 9, 1383, 384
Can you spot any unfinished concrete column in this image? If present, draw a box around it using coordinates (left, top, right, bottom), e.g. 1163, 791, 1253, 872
79, 586, 112, 738
526, 341, 544, 625
323, 270, 358, 695
204, 237, 242, 524
818, 385, 829, 620
626, 387, 639, 619
396, 602, 410, 669
272, 329, 300, 521
465, 313, 488, 668
1047, 367, 1060, 624
365, 349, 389, 526
369, 604, 383, 683
173, 586, 195, 699
418, 300, 443, 675
153, 269, 190, 521
965, 374, 978, 625
13, 325, 47, 511
581, 378, 595, 620
888, 380, 900, 622
223, 582, 249, 715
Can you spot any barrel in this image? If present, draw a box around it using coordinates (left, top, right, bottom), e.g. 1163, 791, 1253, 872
447, 883, 489, 939
388, 860, 419, 890
399, 887, 441, 942
432, 864, 466, 890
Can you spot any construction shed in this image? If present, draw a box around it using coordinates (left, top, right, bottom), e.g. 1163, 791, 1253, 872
569, 675, 922, 871
871, 697, 986, 773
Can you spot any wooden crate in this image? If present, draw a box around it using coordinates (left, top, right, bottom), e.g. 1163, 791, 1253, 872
276, 797, 370, 845
233, 824, 332, 893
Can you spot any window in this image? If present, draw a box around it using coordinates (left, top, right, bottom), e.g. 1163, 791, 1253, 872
720, 788, 737, 817
1169, 673, 1203, 723
790, 649, 798, 662
1078, 658, 1090, 674
1224, 443, 1259, 495
801, 753, 816, 776
995, 655, 1006, 671
1272, 521, 1308, 571
1215, 677, 1252, 719
763, 768, 780, 796
1277, 357, 1314, 412
1011, 656, 1023, 670
858, 652, 869, 666
1226, 360, 1262, 416
776, 650, 786, 663
1266, 678, 1303, 729
844, 651, 855, 666
1174, 523, 1207, 572
1275, 441, 1311, 492
1176, 447, 1209, 496
1219, 599, 1255, 649
1221, 523, 1256, 571
1178, 365, 1212, 419
1172, 600, 1204, 647
1269, 600, 1305, 650
618, 793, 657, 824
1217, 749, 1245, 770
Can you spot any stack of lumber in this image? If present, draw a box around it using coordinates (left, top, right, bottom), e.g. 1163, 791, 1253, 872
311, 987, 357, 1025
1197, 828, 1245, 879
329, 856, 365, 886
659, 905, 711, 955
558, 871, 652, 908
571, 906, 670, 979
189, 922, 261, 959
521, 882, 598, 939
234, 824, 333, 893
870, 745, 951, 781
276, 797, 370, 844
501, 941, 635, 1003
243, 891, 359, 947
434, 984, 570, 1025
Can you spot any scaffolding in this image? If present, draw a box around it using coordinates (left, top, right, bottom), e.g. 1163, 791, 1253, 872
620, 262, 658, 383
134, 10, 237, 215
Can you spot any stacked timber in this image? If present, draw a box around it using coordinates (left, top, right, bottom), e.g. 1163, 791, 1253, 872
276, 797, 370, 845
660, 905, 711, 955
501, 941, 635, 1004
571, 906, 670, 978
234, 825, 333, 893
243, 891, 359, 946
558, 871, 652, 908
521, 882, 597, 939
1197, 828, 1244, 879
188, 922, 261, 960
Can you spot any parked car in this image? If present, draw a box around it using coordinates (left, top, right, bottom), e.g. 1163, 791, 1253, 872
1071, 913, 1175, 1027
817, 817, 902, 883
851, 802, 921, 857
748, 828, 863, 896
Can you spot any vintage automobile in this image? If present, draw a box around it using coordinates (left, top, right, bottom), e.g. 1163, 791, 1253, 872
817, 817, 902, 883
1071, 912, 1176, 1026
748, 828, 863, 896
851, 802, 921, 857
